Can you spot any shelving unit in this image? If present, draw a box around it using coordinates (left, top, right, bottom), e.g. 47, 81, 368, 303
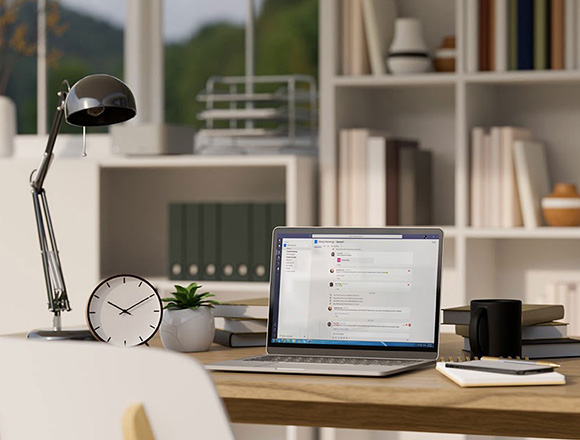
0, 154, 316, 334
319, 0, 580, 314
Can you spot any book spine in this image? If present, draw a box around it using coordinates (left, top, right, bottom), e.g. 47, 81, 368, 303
509, 0, 519, 70
168, 203, 185, 280
339, 129, 350, 226
342, 0, 352, 75
184, 204, 202, 280
489, 127, 502, 227
250, 204, 269, 282
471, 127, 485, 228
489, 0, 497, 70
495, 0, 508, 71
466, 0, 480, 72
534, 0, 549, 69
480, 0, 491, 71
565, 0, 576, 69
551, 0, 565, 69
366, 136, 387, 226
201, 203, 220, 281
518, 0, 534, 69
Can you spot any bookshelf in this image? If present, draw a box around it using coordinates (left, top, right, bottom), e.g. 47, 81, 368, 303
0, 153, 316, 334
319, 0, 580, 316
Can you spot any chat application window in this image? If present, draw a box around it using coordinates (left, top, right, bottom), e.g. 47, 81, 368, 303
275, 235, 439, 347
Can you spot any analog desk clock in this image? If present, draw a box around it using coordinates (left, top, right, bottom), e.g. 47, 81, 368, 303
86, 274, 163, 347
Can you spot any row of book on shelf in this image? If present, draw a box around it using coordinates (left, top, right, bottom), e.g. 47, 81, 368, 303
341, 0, 397, 75
168, 203, 285, 282
443, 303, 580, 358
467, 0, 580, 72
470, 126, 550, 228
213, 297, 268, 347
338, 129, 432, 227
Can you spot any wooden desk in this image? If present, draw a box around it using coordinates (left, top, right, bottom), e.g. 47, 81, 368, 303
153, 334, 580, 439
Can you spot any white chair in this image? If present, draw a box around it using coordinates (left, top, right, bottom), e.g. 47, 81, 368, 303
0, 337, 235, 440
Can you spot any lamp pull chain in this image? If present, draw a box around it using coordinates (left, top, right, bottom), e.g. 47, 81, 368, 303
82, 126, 87, 157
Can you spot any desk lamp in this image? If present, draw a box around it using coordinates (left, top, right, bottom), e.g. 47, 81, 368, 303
28, 74, 136, 340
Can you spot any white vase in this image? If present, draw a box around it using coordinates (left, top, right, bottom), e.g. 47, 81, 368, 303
387, 18, 432, 75
160, 307, 215, 352
0, 95, 16, 157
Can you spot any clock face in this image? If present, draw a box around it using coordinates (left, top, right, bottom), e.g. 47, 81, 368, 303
86, 275, 163, 347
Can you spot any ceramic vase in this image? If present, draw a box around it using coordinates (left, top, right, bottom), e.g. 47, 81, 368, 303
541, 183, 580, 226
387, 18, 432, 75
160, 307, 215, 352
0, 95, 16, 157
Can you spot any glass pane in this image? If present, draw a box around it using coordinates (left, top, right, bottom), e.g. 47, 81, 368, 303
2, 0, 38, 134
48, 0, 125, 133
164, 0, 318, 129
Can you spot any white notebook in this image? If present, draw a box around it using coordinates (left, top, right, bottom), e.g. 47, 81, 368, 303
436, 362, 566, 388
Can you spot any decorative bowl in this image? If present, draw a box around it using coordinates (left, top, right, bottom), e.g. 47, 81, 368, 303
541, 183, 580, 227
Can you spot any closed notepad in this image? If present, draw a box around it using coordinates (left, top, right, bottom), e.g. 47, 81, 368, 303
436, 363, 565, 387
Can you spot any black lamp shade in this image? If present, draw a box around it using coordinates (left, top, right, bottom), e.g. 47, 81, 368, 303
65, 74, 136, 127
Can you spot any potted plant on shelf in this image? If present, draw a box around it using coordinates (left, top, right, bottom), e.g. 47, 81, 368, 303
159, 282, 219, 352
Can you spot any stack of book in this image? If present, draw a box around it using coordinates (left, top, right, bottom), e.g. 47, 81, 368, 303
168, 202, 284, 282
466, 0, 578, 72
470, 126, 551, 228
443, 303, 580, 358
213, 298, 269, 348
338, 129, 432, 227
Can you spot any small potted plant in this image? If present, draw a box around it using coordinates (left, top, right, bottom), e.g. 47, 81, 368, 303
159, 283, 219, 352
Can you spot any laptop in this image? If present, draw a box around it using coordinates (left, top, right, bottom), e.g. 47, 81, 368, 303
206, 227, 444, 377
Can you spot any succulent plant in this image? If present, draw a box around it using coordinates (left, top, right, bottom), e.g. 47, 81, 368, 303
162, 282, 219, 310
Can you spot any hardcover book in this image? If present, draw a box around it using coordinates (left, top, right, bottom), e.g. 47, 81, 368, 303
442, 304, 564, 326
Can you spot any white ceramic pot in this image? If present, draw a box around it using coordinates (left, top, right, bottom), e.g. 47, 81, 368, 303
0, 95, 16, 157
387, 18, 432, 74
160, 307, 215, 352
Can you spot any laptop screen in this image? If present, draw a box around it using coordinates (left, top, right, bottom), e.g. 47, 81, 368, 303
267, 228, 443, 353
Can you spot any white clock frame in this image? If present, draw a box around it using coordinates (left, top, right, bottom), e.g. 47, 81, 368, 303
86, 274, 163, 347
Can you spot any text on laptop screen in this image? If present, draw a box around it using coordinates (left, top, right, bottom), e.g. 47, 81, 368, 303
269, 233, 440, 349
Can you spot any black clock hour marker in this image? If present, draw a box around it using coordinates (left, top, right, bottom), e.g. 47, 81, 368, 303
94, 326, 100, 331
89, 311, 95, 314
94, 295, 100, 299
153, 310, 160, 312
139, 281, 143, 287
123, 277, 126, 283
107, 337, 111, 342
124, 340, 127, 346
106, 282, 111, 288
149, 325, 156, 329
139, 336, 144, 342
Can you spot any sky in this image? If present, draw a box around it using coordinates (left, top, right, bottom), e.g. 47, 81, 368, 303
58, 0, 251, 42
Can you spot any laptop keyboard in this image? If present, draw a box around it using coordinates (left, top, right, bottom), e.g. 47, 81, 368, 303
244, 355, 422, 367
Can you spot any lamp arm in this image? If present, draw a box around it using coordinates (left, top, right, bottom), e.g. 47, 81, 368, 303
31, 85, 68, 191
29, 81, 72, 330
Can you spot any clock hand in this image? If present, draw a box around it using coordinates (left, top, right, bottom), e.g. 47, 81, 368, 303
120, 295, 153, 315
107, 301, 132, 315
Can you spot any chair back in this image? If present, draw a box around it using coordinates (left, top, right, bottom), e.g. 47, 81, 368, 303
0, 337, 235, 440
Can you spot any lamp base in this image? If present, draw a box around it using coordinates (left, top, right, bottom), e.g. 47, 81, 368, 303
27, 328, 95, 341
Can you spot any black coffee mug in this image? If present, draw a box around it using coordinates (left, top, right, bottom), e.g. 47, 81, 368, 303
469, 299, 522, 358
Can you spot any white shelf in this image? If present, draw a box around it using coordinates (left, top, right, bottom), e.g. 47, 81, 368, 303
333, 73, 456, 88
464, 227, 580, 239
149, 277, 269, 296
99, 154, 314, 169
464, 70, 580, 85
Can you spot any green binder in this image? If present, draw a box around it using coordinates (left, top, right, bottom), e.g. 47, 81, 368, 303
168, 203, 185, 280
269, 203, 286, 233
509, 0, 518, 70
533, 0, 548, 70
184, 204, 202, 281
219, 204, 251, 281
201, 203, 220, 281
250, 204, 270, 282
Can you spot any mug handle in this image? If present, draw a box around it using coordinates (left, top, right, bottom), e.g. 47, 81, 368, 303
469, 307, 486, 358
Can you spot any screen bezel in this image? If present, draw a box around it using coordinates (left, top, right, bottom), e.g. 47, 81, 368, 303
266, 227, 443, 360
